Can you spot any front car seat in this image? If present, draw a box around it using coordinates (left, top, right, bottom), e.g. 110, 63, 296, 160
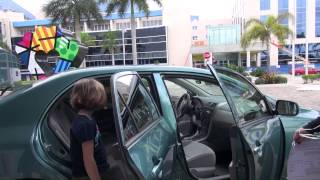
183, 141, 216, 178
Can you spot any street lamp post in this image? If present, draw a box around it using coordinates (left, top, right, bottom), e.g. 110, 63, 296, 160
292, 0, 296, 77
122, 29, 126, 66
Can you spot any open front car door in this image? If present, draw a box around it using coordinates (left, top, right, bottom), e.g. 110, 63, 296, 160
208, 65, 286, 180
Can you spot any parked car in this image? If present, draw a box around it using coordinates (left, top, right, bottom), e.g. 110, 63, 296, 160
289, 67, 320, 75
0, 65, 318, 180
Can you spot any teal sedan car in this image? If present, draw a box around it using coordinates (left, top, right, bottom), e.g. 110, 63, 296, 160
0, 65, 318, 180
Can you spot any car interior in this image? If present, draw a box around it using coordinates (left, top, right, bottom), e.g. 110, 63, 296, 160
44, 75, 235, 180
164, 77, 234, 180
45, 78, 134, 179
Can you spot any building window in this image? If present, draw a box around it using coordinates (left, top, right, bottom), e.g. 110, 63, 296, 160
308, 43, 320, 63
192, 36, 198, 40
116, 22, 138, 30
19, 27, 35, 35
278, 0, 289, 26
260, 15, 268, 23
260, 0, 270, 10
192, 26, 198, 30
142, 20, 162, 27
316, 0, 320, 37
296, 0, 306, 38
92, 24, 110, 31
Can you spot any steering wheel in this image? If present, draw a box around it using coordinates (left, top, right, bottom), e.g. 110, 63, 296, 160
176, 93, 192, 118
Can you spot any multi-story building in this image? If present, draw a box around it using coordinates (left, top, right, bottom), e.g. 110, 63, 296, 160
0, 0, 196, 73
0, 0, 35, 49
190, 15, 265, 68
11, 10, 167, 68
233, 0, 320, 71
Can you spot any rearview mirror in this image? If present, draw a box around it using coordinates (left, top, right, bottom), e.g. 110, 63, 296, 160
275, 100, 299, 116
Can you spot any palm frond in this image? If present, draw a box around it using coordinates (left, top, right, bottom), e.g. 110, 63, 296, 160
241, 24, 269, 49
102, 31, 117, 52
80, 32, 96, 46
106, 0, 128, 17
43, 0, 74, 25
276, 12, 294, 23
78, 0, 104, 26
136, 0, 150, 17
244, 18, 264, 29
152, 0, 162, 7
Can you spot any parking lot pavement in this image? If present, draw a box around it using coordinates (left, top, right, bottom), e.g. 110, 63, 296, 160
256, 75, 320, 111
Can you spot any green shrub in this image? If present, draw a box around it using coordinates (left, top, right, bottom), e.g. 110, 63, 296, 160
255, 78, 265, 84
226, 64, 245, 73
275, 76, 287, 84
302, 74, 320, 83
255, 73, 287, 84
250, 68, 266, 77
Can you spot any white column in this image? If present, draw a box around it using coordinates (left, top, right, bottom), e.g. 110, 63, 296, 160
109, 20, 114, 31
292, 43, 295, 76
238, 52, 241, 66
257, 52, 261, 67
83, 22, 88, 32
305, 43, 309, 75
246, 51, 251, 68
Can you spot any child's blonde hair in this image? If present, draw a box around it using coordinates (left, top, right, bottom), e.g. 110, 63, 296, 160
70, 78, 107, 111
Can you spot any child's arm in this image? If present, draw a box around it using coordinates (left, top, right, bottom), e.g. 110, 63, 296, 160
82, 140, 101, 180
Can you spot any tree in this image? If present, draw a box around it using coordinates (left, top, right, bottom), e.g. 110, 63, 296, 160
80, 32, 96, 46
102, 31, 118, 66
100, 0, 162, 65
0, 35, 10, 51
240, 13, 293, 67
43, 0, 104, 42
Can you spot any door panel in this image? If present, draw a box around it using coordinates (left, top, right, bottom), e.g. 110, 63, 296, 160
111, 72, 179, 180
208, 65, 285, 180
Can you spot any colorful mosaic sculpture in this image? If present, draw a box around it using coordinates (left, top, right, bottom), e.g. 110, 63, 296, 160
15, 26, 81, 75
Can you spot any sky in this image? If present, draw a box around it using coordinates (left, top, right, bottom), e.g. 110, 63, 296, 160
12, 0, 234, 20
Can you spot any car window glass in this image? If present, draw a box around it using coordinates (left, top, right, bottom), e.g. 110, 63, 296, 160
116, 74, 160, 142
217, 70, 269, 122
164, 80, 187, 98
185, 79, 224, 96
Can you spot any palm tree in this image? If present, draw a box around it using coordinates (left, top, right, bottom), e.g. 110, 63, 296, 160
102, 31, 118, 66
240, 13, 293, 67
100, 0, 162, 65
0, 35, 10, 51
43, 0, 104, 42
80, 32, 96, 46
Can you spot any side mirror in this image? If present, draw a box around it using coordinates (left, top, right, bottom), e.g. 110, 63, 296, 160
275, 100, 299, 116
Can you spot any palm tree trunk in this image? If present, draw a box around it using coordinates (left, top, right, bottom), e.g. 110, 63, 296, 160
130, 0, 138, 65
74, 16, 82, 43
111, 48, 115, 66
74, 15, 85, 67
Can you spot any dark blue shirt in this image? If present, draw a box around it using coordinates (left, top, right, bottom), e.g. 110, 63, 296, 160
70, 114, 109, 177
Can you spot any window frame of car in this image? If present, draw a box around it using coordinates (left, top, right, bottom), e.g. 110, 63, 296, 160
112, 72, 164, 148
38, 74, 119, 175
160, 73, 226, 118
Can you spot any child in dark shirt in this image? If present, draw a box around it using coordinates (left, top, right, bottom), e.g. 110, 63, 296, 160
70, 78, 109, 180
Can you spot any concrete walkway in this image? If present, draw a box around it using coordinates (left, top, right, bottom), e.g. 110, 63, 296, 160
256, 75, 320, 111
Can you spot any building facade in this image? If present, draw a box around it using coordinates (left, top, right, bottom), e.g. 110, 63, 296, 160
190, 16, 264, 68
233, 0, 320, 72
